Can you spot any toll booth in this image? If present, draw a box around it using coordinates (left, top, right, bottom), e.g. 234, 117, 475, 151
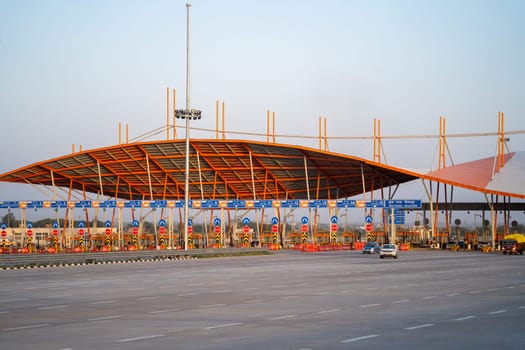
314, 232, 329, 244
342, 232, 356, 243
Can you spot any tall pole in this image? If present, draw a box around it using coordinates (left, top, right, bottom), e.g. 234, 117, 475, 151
183, 2, 191, 251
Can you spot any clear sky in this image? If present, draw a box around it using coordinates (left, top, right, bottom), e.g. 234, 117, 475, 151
0, 0, 524, 204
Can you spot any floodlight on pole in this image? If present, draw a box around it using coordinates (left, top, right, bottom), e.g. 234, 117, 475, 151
175, 2, 201, 251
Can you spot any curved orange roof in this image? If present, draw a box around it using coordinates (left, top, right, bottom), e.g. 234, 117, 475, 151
0, 139, 523, 201
0, 139, 419, 200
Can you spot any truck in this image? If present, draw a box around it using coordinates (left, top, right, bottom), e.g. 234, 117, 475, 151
501, 239, 525, 255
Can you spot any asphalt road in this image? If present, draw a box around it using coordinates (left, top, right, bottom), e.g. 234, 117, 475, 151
1, 249, 524, 350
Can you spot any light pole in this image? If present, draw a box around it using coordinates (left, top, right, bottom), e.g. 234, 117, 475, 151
175, 2, 201, 251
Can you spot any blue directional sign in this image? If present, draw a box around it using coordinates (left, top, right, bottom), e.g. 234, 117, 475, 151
365, 215, 373, 223
301, 216, 309, 225
27, 222, 33, 229
367, 200, 385, 208
78, 221, 85, 228
280, 199, 299, 208
158, 219, 166, 227
309, 200, 327, 208
330, 216, 339, 224
228, 199, 246, 208
242, 217, 250, 226
1, 223, 6, 230
254, 200, 273, 208
386, 199, 422, 209
105, 220, 111, 228
213, 217, 221, 226
271, 217, 279, 225
188, 218, 193, 226
52, 222, 59, 229
132, 220, 139, 227
336, 199, 356, 208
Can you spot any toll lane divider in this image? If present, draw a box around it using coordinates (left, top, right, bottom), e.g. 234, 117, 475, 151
0, 248, 269, 269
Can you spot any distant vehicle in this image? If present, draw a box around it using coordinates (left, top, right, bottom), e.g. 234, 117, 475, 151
362, 242, 380, 254
501, 239, 525, 255
379, 244, 398, 259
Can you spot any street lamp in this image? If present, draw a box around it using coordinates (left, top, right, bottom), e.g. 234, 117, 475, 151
175, 3, 202, 251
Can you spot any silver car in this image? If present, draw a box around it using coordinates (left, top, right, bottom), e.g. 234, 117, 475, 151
362, 242, 380, 254
379, 244, 398, 259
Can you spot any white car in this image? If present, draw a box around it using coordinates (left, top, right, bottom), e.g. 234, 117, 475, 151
379, 244, 398, 259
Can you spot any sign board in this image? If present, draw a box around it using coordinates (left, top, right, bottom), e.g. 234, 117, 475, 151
132, 227, 139, 235
365, 215, 373, 223
159, 226, 166, 235
331, 223, 338, 232
214, 225, 221, 233
271, 217, 279, 225
301, 216, 309, 225
330, 216, 338, 224
272, 225, 278, 233
105, 220, 111, 228
158, 219, 166, 227
213, 218, 221, 226
243, 225, 250, 233
242, 217, 250, 226
365, 223, 373, 232
132, 220, 139, 227
301, 224, 308, 233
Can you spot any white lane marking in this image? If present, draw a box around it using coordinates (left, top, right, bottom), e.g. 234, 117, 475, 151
3, 323, 50, 331
447, 293, 461, 297
91, 300, 117, 305
404, 323, 435, 330
136, 296, 161, 301
468, 290, 481, 294
270, 314, 296, 320
393, 299, 410, 303
360, 303, 380, 308
199, 304, 226, 308
48, 294, 72, 298
204, 322, 243, 330
281, 295, 300, 299
116, 334, 165, 343
453, 315, 476, 321
244, 299, 264, 304
178, 292, 200, 296
341, 334, 380, 343
215, 290, 232, 293
487, 288, 499, 292
149, 309, 179, 314
37, 305, 68, 310
488, 309, 508, 315
518, 306, 525, 310
89, 315, 122, 321
0, 311, 9, 314
505, 286, 515, 289
423, 296, 437, 299
317, 309, 341, 314
0, 298, 27, 303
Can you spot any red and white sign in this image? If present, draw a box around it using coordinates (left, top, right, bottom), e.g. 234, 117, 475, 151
1, 230, 6, 237
301, 224, 308, 233
52, 229, 59, 236
365, 223, 373, 232
214, 225, 221, 233
243, 225, 250, 233
78, 229, 85, 236
331, 224, 338, 232
272, 225, 278, 233
159, 226, 166, 235
132, 227, 139, 235
26, 229, 33, 237
187, 226, 193, 234
105, 228, 112, 235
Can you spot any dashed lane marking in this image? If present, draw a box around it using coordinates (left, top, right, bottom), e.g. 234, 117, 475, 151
88, 315, 122, 321
404, 323, 435, 330
360, 303, 380, 308
453, 315, 476, 321
488, 309, 508, 315
37, 305, 68, 310
3, 323, 50, 331
149, 309, 179, 314
116, 334, 165, 343
341, 334, 380, 343
204, 322, 243, 330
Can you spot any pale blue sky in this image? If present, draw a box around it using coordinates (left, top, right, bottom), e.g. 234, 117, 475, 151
0, 0, 524, 203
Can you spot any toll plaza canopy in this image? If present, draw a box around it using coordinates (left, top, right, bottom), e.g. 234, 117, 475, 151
0, 139, 523, 201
